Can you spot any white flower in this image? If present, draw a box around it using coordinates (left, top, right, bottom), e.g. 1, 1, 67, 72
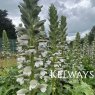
19, 35, 29, 40
23, 66, 32, 76
52, 52, 61, 56
18, 38, 28, 46
41, 51, 48, 57
34, 57, 42, 61
17, 63, 23, 69
29, 80, 38, 90
17, 56, 26, 64
17, 89, 27, 95
39, 84, 47, 93
44, 76, 49, 82
19, 53, 26, 56
46, 60, 51, 65
16, 77, 24, 85
40, 70, 47, 77
39, 42, 47, 48
35, 60, 43, 67
45, 60, 51, 67
17, 47, 23, 52
45, 64, 48, 68
22, 40, 28, 46
50, 57, 53, 61
17, 37, 28, 45
38, 42, 47, 51
26, 60, 31, 63
54, 64, 59, 67
25, 49, 36, 55
59, 58, 64, 62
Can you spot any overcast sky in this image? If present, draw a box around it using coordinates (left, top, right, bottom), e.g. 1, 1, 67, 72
0, 0, 95, 40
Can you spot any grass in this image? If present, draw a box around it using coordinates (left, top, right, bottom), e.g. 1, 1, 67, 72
0, 58, 16, 68
0, 58, 16, 76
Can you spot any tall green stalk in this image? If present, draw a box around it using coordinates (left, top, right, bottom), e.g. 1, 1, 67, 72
2, 30, 10, 59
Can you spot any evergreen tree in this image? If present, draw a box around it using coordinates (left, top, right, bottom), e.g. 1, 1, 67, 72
0, 10, 17, 39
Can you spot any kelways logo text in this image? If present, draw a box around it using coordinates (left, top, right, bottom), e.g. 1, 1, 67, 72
50, 70, 95, 79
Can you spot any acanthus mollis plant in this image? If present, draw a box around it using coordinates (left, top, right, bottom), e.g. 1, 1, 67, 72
91, 38, 95, 63
16, 0, 49, 95
16, 31, 49, 95
71, 32, 84, 71
48, 4, 62, 95
82, 34, 93, 71
47, 4, 72, 95
2, 30, 11, 58
83, 34, 89, 56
